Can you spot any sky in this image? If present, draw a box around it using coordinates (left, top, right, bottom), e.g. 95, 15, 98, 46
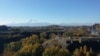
0, 0, 100, 25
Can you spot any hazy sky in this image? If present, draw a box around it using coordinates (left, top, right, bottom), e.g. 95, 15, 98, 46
0, 0, 100, 25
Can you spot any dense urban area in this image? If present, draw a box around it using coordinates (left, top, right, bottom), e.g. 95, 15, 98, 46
0, 24, 100, 56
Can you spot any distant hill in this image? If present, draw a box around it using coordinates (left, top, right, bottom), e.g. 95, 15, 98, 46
7, 23, 52, 26
7, 22, 94, 27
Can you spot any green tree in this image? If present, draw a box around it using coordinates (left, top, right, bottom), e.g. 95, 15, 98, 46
21, 34, 39, 46
79, 47, 85, 56
83, 45, 88, 54
31, 43, 43, 56
86, 52, 91, 56
7, 41, 21, 52
43, 46, 71, 56
39, 32, 47, 43
43, 46, 59, 56
28, 34, 39, 44
17, 44, 33, 56
49, 33, 56, 39
73, 48, 80, 56
57, 48, 71, 56
13, 43, 42, 56
40, 32, 47, 39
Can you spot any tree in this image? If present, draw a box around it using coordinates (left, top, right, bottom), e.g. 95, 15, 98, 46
49, 33, 56, 39
63, 32, 74, 37
21, 34, 39, 46
73, 48, 80, 56
13, 43, 43, 56
40, 32, 46, 39
83, 45, 88, 54
16, 44, 33, 56
43, 46, 59, 56
57, 48, 71, 56
6, 41, 21, 52
31, 43, 43, 56
43, 46, 71, 56
79, 47, 85, 56
86, 52, 91, 56
28, 34, 39, 44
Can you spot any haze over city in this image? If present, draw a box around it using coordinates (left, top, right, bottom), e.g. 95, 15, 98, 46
0, 0, 100, 25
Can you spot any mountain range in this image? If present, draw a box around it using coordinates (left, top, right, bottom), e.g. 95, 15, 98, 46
7, 22, 94, 26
